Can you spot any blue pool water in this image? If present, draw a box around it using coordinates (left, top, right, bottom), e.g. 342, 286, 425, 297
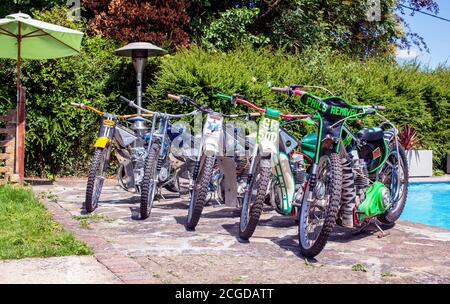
401, 182, 450, 229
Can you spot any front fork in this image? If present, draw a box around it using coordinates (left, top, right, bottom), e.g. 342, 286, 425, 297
189, 114, 223, 190
95, 118, 116, 165
305, 163, 319, 205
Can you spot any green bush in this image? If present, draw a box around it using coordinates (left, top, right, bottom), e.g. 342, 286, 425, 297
199, 8, 269, 51
1, 35, 122, 176
148, 46, 450, 170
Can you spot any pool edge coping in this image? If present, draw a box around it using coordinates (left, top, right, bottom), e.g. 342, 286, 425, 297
409, 175, 450, 183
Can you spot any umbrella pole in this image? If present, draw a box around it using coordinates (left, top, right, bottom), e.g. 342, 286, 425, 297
15, 21, 25, 183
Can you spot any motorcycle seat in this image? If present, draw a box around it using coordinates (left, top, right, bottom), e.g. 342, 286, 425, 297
357, 127, 384, 142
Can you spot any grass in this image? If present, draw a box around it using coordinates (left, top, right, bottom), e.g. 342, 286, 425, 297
77, 219, 92, 229
381, 271, 396, 277
72, 213, 115, 223
72, 213, 115, 230
351, 263, 368, 272
231, 277, 243, 283
0, 184, 92, 259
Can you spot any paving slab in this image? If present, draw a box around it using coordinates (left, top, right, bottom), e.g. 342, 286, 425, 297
0, 256, 121, 284
32, 179, 450, 284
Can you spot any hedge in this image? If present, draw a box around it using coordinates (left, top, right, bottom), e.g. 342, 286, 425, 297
0, 41, 449, 176
147, 46, 450, 171
0, 34, 161, 176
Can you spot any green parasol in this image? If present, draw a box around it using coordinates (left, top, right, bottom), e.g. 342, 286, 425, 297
0, 13, 84, 181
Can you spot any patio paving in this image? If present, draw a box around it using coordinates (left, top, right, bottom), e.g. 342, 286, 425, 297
32, 178, 450, 284
0, 256, 121, 284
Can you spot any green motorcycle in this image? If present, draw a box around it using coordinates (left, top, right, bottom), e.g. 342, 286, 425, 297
272, 84, 409, 258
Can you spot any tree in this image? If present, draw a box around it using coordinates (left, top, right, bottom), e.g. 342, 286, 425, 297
200, 8, 269, 51
397, 0, 439, 51
83, 0, 190, 48
190, 0, 440, 57
0, 0, 63, 17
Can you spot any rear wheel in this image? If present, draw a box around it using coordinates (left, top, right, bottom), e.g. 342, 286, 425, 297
239, 158, 272, 240
85, 148, 109, 213
298, 153, 342, 258
186, 155, 216, 230
378, 143, 409, 224
140, 143, 160, 219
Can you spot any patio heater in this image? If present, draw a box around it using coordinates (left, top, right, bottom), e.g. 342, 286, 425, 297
115, 42, 166, 135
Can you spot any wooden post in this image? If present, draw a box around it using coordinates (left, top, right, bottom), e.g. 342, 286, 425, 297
15, 21, 25, 183
16, 86, 26, 183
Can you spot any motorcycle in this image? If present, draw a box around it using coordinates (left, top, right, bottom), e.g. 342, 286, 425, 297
166, 94, 260, 230
120, 96, 199, 219
70, 100, 154, 213
272, 84, 409, 257
216, 94, 311, 240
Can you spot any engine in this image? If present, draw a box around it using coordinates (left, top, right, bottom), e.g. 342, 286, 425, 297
352, 156, 392, 221
352, 158, 370, 202
130, 147, 147, 188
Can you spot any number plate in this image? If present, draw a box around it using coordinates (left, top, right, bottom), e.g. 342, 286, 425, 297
258, 117, 279, 144
103, 119, 115, 126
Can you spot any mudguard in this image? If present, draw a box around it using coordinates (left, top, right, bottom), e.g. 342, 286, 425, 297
258, 116, 279, 158
203, 113, 223, 157
216, 156, 238, 206
301, 133, 317, 162
115, 148, 134, 188
272, 152, 295, 214
94, 136, 110, 148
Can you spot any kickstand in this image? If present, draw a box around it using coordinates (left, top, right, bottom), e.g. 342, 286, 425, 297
352, 220, 371, 236
373, 220, 390, 238
157, 187, 166, 200
209, 192, 223, 208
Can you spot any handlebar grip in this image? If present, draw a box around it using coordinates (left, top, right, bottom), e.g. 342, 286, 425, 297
374, 105, 386, 111
70, 102, 82, 108
215, 93, 232, 101
119, 95, 132, 105
167, 94, 181, 102
271, 87, 289, 93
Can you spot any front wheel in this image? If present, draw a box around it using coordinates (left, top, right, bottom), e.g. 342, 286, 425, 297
85, 148, 109, 213
378, 143, 409, 224
298, 153, 342, 258
140, 143, 161, 219
239, 158, 272, 240
186, 155, 216, 230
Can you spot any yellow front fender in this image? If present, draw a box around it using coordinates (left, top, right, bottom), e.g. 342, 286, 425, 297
94, 136, 110, 148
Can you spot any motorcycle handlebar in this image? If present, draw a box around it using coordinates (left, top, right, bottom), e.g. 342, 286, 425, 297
168, 94, 213, 114
119, 95, 133, 106
272, 85, 386, 113
373, 105, 386, 111
70, 102, 104, 116
70, 102, 82, 108
167, 94, 181, 102
271, 87, 290, 93
215, 93, 233, 101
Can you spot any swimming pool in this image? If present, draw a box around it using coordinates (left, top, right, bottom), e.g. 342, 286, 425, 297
401, 182, 450, 230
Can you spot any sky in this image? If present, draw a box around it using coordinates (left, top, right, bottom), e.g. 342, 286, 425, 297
396, 0, 450, 68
